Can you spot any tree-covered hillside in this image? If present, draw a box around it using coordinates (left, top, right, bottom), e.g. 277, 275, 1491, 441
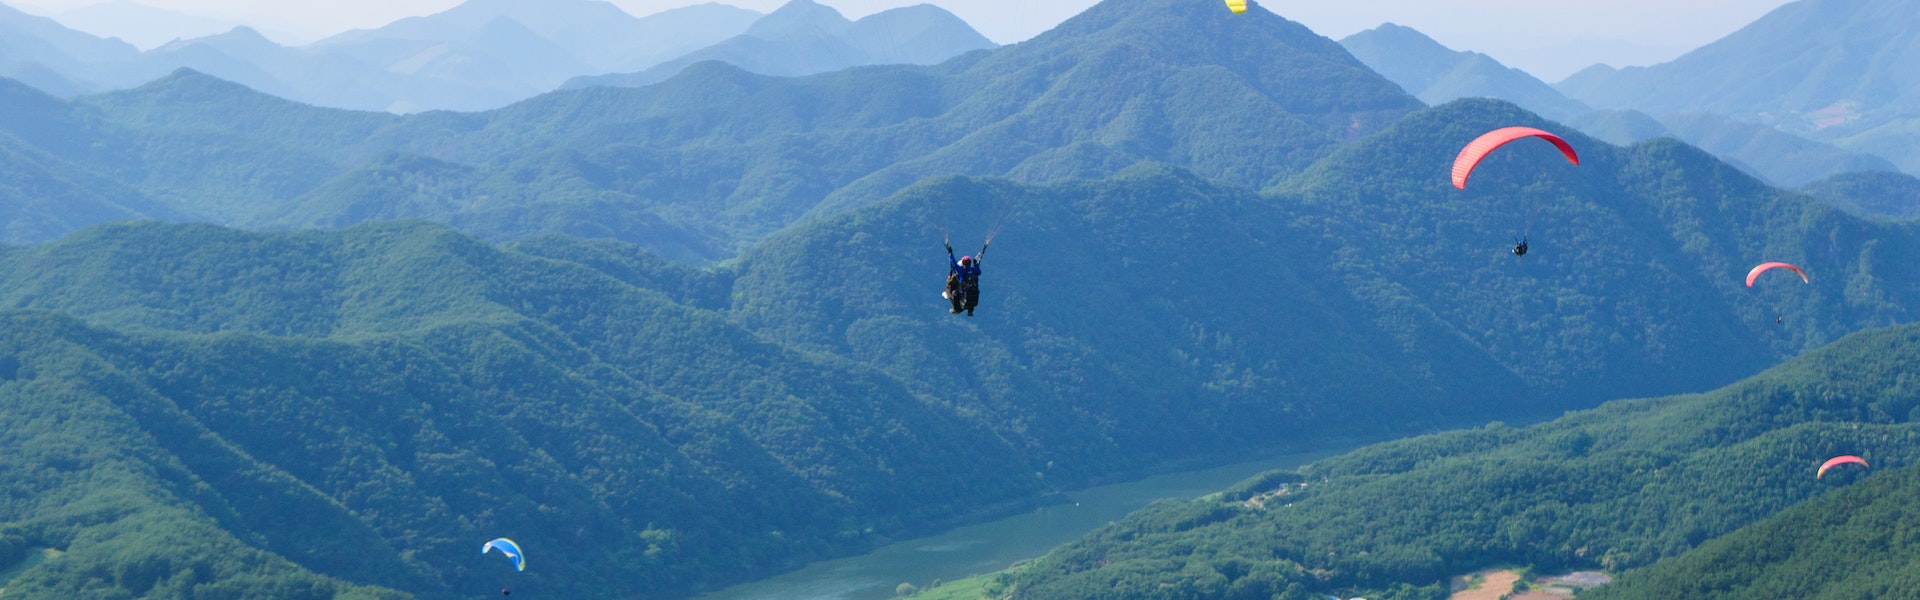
992, 322, 1920, 600
1585, 462, 1920, 600
6, 90, 1920, 596
0, 0, 1421, 261
1800, 170, 1920, 221
0, 221, 1045, 599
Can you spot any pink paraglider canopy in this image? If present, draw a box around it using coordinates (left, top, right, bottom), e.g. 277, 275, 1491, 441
1817, 455, 1867, 479
1746, 262, 1809, 287
1451, 127, 1580, 190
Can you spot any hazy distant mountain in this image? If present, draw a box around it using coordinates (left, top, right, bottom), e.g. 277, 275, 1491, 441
1340, 23, 1590, 120
0, 0, 1418, 261
1557, 0, 1920, 172
0, 0, 764, 112
1657, 113, 1901, 187
0, 2, 135, 94
313, 0, 760, 76
49, 0, 245, 50
1561, 109, 1899, 188
568, 0, 995, 89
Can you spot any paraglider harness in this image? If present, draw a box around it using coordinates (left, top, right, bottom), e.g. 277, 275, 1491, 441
1513, 237, 1529, 257
945, 238, 986, 316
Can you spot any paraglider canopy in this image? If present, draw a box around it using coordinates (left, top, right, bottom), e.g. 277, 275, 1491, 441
1225, 0, 1247, 14
484, 538, 525, 572
1746, 262, 1809, 287
1452, 127, 1580, 190
1817, 455, 1868, 479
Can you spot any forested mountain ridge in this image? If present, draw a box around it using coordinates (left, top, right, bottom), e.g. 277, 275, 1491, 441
0, 0, 1422, 262
7, 93, 1920, 597
993, 321, 1920, 600
1585, 462, 1920, 599
0, 221, 1044, 598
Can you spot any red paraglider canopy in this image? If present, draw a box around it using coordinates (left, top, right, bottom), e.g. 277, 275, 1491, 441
1452, 127, 1580, 190
1746, 262, 1809, 287
1817, 455, 1867, 479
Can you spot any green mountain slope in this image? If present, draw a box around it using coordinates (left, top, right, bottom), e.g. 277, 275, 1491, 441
994, 321, 1920, 600
1585, 462, 1920, 600
3, 94, 1920, 596
0, 221, 1043, 598
1800, 170, 1920, 220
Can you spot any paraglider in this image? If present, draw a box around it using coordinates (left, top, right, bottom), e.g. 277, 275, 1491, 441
1817, 455, 1868, 479
1451, 127, 1580, 190
1746, 262, 1809, 287
1452, 127, 1579, 257
1225, 0, 1246, 14
484, 538, 525, 571
945, 240, 985, 317
484, 538, 523, 596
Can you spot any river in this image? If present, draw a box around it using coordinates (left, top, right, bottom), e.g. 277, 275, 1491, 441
695, 450, 1335, 600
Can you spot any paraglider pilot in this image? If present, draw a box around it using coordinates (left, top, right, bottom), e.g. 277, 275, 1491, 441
946, 242, 981, 316
1513, 237, 1529, 257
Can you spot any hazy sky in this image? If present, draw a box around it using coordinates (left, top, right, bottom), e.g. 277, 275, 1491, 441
13, 0, 1798, 81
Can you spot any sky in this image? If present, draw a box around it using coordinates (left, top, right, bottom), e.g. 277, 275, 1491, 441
12, 0, 1799, 82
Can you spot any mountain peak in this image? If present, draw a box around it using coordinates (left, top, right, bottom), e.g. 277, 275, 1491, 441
745, 0, 850, 39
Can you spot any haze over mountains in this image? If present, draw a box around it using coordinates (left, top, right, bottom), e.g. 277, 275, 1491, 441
0, 0, 1415, 260
0, 0, 995, 112
566, 0, 996, 89
1340, 18, 1903, 189
1559, 0, 1920, 173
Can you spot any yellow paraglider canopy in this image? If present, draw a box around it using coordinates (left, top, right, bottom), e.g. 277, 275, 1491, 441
1226, 0, 1247, 14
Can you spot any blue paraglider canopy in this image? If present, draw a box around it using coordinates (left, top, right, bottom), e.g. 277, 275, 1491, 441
483, 538, 525, 572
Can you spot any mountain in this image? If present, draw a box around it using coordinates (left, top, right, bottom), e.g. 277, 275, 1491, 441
315, 0, 755, 74
47, 0, 247, 50
566, 0, 995, 89
1585, 462, 1920, 600
0, 1, 137, 94
1339, 23, 1590, 120
8, 96, 1920, 592
1331, 22, 1892, 188
0, 220, 1046, 599
0, 0, 1422, 260
8, 98, 1920, 598
0, 0, 765, 112
1656, 112, 1903, 187
1799, 170, 1920, 220
995, 320, 1920, 599
1559, 109, 1898, 187
1556, 0, 1920, 173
